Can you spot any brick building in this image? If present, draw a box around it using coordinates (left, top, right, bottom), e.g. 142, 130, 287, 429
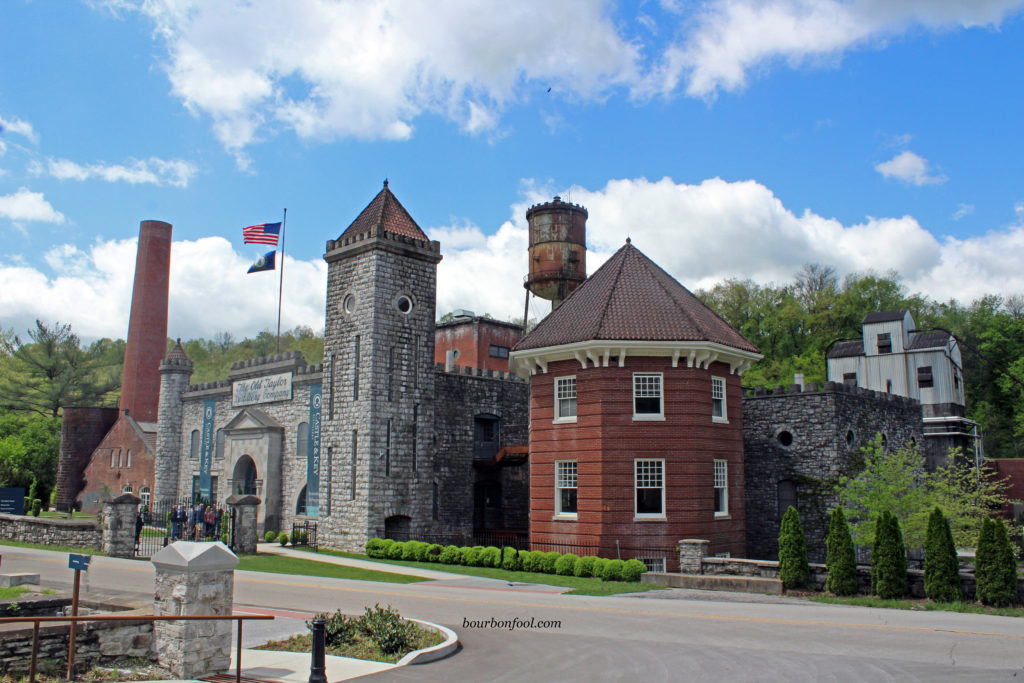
510, 240, 762, 570
434, 312, 522, 373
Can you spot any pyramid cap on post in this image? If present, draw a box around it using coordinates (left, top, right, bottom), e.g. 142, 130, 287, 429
151, 541, 239, 573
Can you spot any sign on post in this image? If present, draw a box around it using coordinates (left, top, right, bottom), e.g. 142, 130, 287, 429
68, 554, 91, 571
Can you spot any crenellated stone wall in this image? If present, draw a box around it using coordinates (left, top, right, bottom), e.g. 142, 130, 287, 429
743, 381, 923, 562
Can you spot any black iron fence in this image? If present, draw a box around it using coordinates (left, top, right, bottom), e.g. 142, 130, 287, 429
291, 520, 319, 551
134, 498, 235, 557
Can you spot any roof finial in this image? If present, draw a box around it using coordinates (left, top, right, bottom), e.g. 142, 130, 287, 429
383, 178, 389, 188
625, 237, 631, 245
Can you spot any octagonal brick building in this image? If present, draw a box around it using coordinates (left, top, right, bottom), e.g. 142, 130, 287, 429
510, 240, 761, 571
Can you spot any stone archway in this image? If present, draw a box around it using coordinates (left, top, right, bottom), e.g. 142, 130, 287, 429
232, 455, 259, 497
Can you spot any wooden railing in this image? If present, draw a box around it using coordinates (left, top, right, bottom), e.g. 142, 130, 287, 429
0, 613, 275, 683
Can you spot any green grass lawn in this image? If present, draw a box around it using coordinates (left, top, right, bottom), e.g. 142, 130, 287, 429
236, 554, 426, 584
0, 539, 104, 555
296, 547, 663, 596
38, 510, 97, 520
0, 585, 31, 600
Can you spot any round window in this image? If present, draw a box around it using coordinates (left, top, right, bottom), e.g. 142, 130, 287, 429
395, 295, 413, 314
777, 430, 793, 448
845, 430, 855, 448
343, 294, 355, 314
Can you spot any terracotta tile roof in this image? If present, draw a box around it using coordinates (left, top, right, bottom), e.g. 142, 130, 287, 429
514, 240, 759, 353
165, 339, 189, 363
338, 181, 429, 241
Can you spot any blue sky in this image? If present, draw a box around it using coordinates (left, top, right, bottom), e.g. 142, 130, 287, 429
2, 0, 1023, 341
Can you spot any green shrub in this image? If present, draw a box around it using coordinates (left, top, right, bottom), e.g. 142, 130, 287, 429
359, 604, 417, 655
291, 529, 303, 545
462, 546, 483, 567
520, 550, 541, 572
592, 557, 609, 578
778, 506, 810, 589
307, 609, 357, 647
387, 541, 407, 560
871, 511, 908, 599
501, 546, 521, 570
277, 531, 289, 546
438, 545, 461, 564
573, 555, 597, 578
401, 541, 419, 561
480, 546, 501, 568
601, 559, 624, 582
825, 507, 858, 596
924, 507, 961, 603
976, 517, 1017, 607
621, 559, 647, 582
426, 544, 444, 562
539, 551, 561, 574
365, 538, 386, 557
31, 499, 42, 516
555, 553, 579, 576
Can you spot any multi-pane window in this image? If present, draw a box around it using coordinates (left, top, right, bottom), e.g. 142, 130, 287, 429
140, 487, 150, 508
635, 459, 664, 516
190, 430, 200, 459
711, 376, 727, 422
554, 376, 577, 422
714, 459, 728, 517
633, 373, 663, 418
917, 365, 934, 388
489, 344, 510, 359
555, 460, 578, 516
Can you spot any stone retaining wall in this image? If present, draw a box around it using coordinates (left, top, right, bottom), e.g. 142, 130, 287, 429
0, 513, 100, 549
0, 595, 152, 675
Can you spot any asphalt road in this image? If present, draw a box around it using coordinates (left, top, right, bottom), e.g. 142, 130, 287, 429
6, 546, 1024, 682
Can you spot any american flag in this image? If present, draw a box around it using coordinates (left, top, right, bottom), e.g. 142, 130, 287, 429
242, 222, 281, 246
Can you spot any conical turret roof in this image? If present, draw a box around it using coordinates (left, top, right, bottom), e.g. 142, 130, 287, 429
338, 180, 429, 241
514, 240, 759, 353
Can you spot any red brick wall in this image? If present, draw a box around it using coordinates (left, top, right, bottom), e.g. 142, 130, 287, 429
434, 319, 521, 372
56, 407, 120, 511
79, 417, 155, 511
528, 357, 746, 569
119, 220, 172, 423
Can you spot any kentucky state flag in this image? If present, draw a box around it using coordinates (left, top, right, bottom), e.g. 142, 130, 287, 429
247, 250, 275, 274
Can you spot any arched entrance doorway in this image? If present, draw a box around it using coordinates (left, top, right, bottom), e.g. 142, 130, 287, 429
233, 455, 259, 497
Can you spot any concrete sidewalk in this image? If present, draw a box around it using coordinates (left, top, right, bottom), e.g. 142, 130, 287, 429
150, 649, 394, 683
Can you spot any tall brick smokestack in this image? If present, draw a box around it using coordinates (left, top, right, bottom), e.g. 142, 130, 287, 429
119, 220, 172, 422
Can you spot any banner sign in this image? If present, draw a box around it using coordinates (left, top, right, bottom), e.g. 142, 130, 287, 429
199, 398, 216, 500
0, 488, 25, 515
68, 553, 91, 571
306, 384, 322, 517
232, 372, 293, 407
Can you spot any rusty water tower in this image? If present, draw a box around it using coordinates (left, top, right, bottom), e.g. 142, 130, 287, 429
524, 196, 587, 311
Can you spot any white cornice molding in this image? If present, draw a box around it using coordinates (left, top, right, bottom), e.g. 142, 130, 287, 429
509, 340, 762, 378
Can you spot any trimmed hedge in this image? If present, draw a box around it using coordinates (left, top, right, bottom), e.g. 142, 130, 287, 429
554, 553, 579, 576
778, 506, 810, 589
825, 507, 858, 597
360, 537, 648, 582
924, 507, 960, 603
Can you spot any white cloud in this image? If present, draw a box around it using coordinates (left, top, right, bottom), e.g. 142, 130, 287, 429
951, 203, 974, 221
0, 188, 66, 223
0, 115, 38, 143
875, 150, 947, 186
44, 157, 198, 188
0, 236, 326, 341
113, 0, 638, 159
650, 0, 1024, 99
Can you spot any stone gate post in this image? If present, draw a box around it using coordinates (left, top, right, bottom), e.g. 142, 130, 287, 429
678, 539, 709, 574
102, 492, 141, 558
151, 542, 239, 679
227, 494, 261, 554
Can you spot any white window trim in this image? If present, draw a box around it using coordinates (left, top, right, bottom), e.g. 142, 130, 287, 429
554, 459, 578, 519
714, 459, 729, 519
634, 458, 666, 520
711, 375, 728, 424
553, 375, 578, 424
632, 373, 665, 422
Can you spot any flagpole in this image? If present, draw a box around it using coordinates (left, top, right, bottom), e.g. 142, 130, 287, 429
276, 208, 287, 353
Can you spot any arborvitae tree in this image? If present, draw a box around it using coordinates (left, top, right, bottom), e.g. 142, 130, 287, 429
976, 517, 1017, 607
924, 507, 961, 603
825, 506, 858, 596
778, 506, 810, 589
872, 511, 908, 599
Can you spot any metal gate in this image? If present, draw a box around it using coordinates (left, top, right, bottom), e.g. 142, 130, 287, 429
134, 497, 236, 557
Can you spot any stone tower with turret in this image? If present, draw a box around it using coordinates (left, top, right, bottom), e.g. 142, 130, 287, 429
154, 340, 193, 506
319, 182, 443, 550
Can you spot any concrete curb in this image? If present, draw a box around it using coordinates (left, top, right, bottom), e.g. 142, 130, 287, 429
397, 618, 459, 666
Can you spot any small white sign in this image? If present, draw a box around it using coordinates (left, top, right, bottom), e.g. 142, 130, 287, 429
233, 372, 293, 407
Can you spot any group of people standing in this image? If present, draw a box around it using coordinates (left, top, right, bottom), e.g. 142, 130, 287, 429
169, 502, 225, 541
